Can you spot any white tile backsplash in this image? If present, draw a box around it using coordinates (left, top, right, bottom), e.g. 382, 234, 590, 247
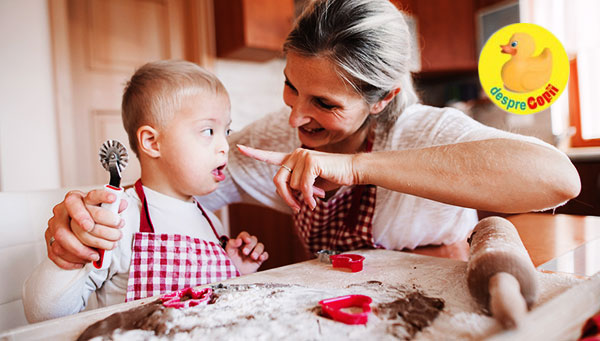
215, 58, 288, 132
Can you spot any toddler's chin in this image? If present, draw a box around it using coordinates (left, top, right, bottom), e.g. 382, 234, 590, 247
192, 183, 219, 198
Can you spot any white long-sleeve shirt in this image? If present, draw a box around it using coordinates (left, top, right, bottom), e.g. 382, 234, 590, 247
22, 185, 225, 323
199, 104, 561, 249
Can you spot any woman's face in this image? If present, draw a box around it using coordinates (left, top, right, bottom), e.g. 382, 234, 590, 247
283, 52, 379, 153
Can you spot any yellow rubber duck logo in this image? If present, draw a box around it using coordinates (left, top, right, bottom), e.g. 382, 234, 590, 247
500, 32, 552, 93
478, 23, 569, 115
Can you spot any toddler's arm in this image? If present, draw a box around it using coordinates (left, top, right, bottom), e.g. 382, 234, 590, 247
22, 258, 110, 322
225, 231, 269, 275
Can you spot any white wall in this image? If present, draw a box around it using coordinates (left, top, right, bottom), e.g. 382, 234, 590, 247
0, 0, 61, 191
215, 58, 287, 132
0, 1, 288, 192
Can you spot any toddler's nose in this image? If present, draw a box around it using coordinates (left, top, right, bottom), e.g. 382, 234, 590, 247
217, 133, 229, 155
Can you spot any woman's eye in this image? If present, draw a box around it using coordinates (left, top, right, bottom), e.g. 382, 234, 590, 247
226, 129, 232, 136
284, 80, 297, 92
315, 98, 335, 110
200, 128, 213, 136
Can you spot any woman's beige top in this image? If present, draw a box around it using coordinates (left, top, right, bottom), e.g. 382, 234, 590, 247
200, 104, 561, 250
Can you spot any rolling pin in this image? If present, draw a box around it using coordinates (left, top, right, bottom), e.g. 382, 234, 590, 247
466, 216, 539, 329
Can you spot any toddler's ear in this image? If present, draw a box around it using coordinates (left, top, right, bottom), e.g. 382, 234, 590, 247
137, 125, 160, 158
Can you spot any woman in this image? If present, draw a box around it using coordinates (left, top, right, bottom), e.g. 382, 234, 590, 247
46, 0, 580, 269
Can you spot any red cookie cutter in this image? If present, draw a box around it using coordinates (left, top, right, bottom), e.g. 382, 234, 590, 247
160, 287, 212, 309
319, 294, 372, 325
330, 254, 365, 272
580, 312, 600, 340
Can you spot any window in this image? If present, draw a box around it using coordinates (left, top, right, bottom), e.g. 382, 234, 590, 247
522, 0, 600, 148
569, 57, 600, 147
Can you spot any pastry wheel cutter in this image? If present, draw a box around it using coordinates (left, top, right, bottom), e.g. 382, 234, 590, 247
94, 140, 128, 269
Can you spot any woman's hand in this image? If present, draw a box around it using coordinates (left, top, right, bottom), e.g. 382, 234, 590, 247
237, 144, 357, 212
46, 189, 127, 269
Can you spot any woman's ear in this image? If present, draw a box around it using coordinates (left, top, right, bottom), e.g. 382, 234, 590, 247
137, 125, 160, 158
370, 87, 401, 114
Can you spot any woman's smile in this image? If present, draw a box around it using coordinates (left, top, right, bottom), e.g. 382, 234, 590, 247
299, 125, 325, 135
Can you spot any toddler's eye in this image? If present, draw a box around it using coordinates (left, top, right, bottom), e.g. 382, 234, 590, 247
226, 129, 232, 136
511, 41, 518, 48
200, 128, 213, 136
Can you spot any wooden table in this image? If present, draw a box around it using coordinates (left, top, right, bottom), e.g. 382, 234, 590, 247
2, 214, 600, 340
508, 213, 600, 267
411, 213, 600, 268
1, 249, 598, 340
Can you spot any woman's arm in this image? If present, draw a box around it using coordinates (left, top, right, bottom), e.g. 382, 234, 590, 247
354, 139, 580, 213
238, 138, 580, 214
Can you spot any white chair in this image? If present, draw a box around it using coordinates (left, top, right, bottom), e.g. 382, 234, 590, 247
0, 186, 95, 332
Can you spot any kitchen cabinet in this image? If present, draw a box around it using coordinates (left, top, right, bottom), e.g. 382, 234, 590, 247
391, 0, 477, 74
391, 0, 510, 76
228, 203, 312, 270
553, 161, 600, 216
213, 0, 295, 61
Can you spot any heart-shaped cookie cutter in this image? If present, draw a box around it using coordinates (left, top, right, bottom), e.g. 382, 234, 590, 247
319, 294, 372, 325
160, 287, 212, 309
330, 254, 365, 272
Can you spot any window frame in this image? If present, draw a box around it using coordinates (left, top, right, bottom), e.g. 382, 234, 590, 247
569, 58, 600, 147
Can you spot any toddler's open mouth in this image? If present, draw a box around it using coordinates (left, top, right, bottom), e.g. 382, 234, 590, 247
211, 164, 226, 182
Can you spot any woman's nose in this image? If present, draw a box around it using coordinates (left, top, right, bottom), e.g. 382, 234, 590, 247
288, 103, 312, 128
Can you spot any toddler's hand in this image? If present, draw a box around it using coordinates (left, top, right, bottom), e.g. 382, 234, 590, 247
225, 231, 269, 275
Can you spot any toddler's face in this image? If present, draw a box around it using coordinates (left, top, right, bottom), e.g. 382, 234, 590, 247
157, 92, 231, 199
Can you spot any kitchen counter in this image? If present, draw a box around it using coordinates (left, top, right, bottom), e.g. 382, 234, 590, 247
509, 213, 600, 274
1, 249, 597, 340
566, 147, 600, 162
411, 213, 600, 275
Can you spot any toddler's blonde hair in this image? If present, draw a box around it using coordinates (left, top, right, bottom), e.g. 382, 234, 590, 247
122, 60, 228, 156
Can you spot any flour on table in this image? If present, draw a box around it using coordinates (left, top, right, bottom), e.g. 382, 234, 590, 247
79, 271, 582, 341
80, 282, 445, 341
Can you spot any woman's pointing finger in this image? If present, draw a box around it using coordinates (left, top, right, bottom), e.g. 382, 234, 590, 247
237, 144, 287, 165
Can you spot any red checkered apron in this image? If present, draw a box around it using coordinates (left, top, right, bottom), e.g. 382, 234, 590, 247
292, 133, 378, 253
125, 180, 239, 302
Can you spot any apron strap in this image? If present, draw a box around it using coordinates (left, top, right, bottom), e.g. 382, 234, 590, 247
343, 185, 367, 229
345, 128, 374, 227
365, 130, 374, 153
134, 179, 222, 241
195, 201, 221, 241
134, 179, 154, 233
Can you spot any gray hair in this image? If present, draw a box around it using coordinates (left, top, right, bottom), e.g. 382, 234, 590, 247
122, 60, 228, 156
284, 0, 419, 128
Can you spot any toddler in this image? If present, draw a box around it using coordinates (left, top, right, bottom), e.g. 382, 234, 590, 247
23, 60, 268, 322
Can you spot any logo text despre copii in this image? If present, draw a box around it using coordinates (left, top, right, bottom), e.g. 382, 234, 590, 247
489, 83, 560, 112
